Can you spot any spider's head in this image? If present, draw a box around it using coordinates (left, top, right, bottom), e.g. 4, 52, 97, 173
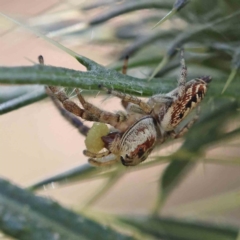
119, 117, 157, 166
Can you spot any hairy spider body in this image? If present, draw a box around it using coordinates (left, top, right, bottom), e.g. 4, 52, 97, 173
158, 76, 211, 133
87, 76, 211, 166
101, 116, 158, 166
42, 50, 212, 167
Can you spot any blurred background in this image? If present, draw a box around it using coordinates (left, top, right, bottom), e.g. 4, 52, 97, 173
1, 0, 240, 235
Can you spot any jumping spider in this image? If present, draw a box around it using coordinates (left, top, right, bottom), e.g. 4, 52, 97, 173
40, 50, 211, 167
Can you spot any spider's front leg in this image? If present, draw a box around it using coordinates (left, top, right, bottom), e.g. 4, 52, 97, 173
147, 50, 187, 110
164, 49, 188, 101
99, 85, 152, 114
45, 87, 89, 136
39, 55, 89, 136
177, 49, 187, 98
47, 86, 100, 121
75, 89, 130, 129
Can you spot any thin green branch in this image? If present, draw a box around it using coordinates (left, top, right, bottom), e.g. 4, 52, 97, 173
28, 164, 102, 191
152, 0, 189, 29
0, 86, 40, 103
88, 0, 173, 25
0, 178, 134, 240
121, 216, 239, 240
118, 29, 179, 60
0, 64, 174, 97
0, 60, 239, 99
0, 86, 46, 115
84, 169, 125, 208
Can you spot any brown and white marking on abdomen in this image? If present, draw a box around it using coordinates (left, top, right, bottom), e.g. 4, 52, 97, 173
119, 117, 158, 166
161, 78, 210, 132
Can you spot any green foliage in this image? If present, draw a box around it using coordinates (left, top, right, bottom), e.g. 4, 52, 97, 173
121, 216, 239, 240
1, 0, 240, 239
0, 178, 134, 240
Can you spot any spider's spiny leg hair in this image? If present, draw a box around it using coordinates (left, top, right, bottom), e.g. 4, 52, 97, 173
178, 49, 187, 98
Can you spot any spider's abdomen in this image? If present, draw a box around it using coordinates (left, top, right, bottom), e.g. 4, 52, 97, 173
119, 116, 157, 166
161, 77, 211, 131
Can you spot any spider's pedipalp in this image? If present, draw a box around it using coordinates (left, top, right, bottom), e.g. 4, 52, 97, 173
83, 149, 110, 158
88, 153, 118, 167
88, 157, 118, 167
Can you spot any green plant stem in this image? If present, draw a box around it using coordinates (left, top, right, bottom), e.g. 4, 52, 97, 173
88, 0, 173, 25
84, 169, 125, 208
0, 178, 134, 240
0, 86, 46, 114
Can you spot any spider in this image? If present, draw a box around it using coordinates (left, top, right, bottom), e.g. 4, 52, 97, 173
40, 50, 212, 167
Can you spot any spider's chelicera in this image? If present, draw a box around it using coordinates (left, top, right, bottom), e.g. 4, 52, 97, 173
41, 50, 212, 167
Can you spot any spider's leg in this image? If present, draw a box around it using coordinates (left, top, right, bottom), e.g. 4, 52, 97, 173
177, 49, 187, 98
124, 103, 145, 114
121, 99, 144, 114
121, 55, 139, 112
46, 87, 89, 136
99, 86, 152, 114
83, 149, 110, 158
89, 158, 118, 167
75, 89, 128, 127
172, 106, 200, 139
48, 86, 84, 116
120, 56, 156, 114
39, 55, 90, 136
48, 86, 105, 123
147, 94, 174, 108
88, 153, 118, 167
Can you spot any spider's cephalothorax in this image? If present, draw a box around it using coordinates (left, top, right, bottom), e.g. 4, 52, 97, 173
43, 50, 212, 167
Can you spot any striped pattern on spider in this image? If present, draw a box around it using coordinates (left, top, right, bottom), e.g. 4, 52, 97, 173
40, 50, 212, 167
